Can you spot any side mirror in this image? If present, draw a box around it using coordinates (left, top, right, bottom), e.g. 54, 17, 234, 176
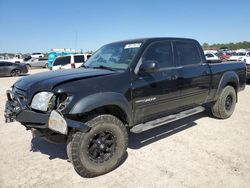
138, 60, 159, 74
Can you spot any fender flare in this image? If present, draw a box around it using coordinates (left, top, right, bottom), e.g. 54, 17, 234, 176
69, 92, 132, 124
215, 71, 239, 101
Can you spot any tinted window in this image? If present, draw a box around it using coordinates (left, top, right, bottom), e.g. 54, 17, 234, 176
53, 56, 71, 66
141, 41, 174, 68
205, 53, 214, 58
87, 55, 91, 59
175, 41, 201, 66
236, 52, 246, 56
2, 62, 12, 66
74, 55, 85, 63
38, 58, 48, 61
0, 62, 6, 66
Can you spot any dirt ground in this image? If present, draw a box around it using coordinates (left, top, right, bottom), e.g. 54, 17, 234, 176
0, 69, 250, 188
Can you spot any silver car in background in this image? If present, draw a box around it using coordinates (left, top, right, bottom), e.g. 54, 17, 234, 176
23, 57, 48, 69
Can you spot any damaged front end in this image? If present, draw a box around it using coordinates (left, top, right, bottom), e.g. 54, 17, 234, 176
4, 87, 90, 138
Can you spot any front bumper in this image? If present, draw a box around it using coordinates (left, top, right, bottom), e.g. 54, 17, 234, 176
4, 90, 90, 134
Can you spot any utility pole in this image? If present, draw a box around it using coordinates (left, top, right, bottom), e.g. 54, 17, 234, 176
75, 31, 78, 50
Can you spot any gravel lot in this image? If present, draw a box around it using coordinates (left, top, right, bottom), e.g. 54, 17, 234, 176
0, 69, 250, 188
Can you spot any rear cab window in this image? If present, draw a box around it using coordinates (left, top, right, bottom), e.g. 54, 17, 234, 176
175, 41, 202, 66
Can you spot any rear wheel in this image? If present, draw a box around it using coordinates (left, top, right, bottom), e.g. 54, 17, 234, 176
211, 86, 236, 119
10, 69, 21, 77
69, 114, 128, 177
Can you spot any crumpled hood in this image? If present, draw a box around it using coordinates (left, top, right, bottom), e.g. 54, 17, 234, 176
14, 68, 115, 93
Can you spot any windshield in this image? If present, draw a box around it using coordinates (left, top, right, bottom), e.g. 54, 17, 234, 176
84, 42, 142, 70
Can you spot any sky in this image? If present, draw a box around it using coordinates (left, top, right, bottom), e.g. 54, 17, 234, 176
0, 0, 249, 53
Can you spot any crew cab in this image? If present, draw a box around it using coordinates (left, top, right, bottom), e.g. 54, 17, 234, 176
4, 38, 246, 178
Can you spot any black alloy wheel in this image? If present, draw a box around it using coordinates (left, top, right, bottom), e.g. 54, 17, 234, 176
87, 131, 116, 163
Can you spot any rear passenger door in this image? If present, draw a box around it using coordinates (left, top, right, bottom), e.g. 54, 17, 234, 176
58, 56, 71, 69
74, 55, 85, 68
174, 41, 211, 108
132, 41, 180, 124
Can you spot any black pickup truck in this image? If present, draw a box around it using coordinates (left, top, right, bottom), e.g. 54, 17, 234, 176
4, 38, 246, 177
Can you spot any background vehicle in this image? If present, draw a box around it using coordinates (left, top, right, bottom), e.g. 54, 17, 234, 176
1, 54, 24, 63
30, 53, 44, 58
246, 63, 250, 81
23, 57, 48, 69
52, 53, 91, 70
229, 52, 246, 61
218, 47, 229, 52
242, 51, 250, 63
47, 49, 81, 69
0, 61, 28, 76
205, 52, 221, 63
5, 38, 246, 178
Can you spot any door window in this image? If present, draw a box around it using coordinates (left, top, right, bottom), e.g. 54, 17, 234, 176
53, 56, 71, 66
175, 41, 201, 66
74, 55, 85, 63
138, 41, 174, 70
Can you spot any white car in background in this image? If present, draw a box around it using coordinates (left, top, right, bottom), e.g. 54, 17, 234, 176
242, 51, 250, 63
229, 52, 246, 61
205, 52, 221, 63
52, 53, 92, 70
31, 53, 44, 58
1, 54, 24, 63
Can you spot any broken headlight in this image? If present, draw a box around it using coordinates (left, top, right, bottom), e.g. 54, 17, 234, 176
31, 92, 54, 112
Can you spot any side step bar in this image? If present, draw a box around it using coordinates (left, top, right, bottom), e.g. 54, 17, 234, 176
130, 106, 205, 133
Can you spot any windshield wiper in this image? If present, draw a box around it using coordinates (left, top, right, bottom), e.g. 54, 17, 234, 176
91, 65, 117, 71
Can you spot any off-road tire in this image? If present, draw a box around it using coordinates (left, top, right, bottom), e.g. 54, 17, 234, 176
66, 136, 73, 162
70, 114, 128, 177
211, 86, 236, 119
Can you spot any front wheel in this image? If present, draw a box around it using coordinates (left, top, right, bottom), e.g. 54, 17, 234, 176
69, 114, 128, 177
44, 63, 48, 69
211, 86, 236, 119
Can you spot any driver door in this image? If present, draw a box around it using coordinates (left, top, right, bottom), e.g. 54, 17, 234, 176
131, 41, 181, 124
